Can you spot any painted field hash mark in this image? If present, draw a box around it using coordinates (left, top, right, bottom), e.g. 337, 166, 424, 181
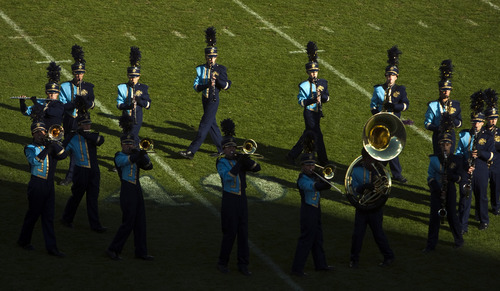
74, 34, 88, 42
222, 28, 235, 36
172, 30, 187, 38
368, 23, 381, 30
466, 19, 479, 26
418, 20, 428, 28
124, 32, 136, 40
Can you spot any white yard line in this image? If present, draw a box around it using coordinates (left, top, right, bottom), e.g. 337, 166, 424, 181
481, 0, 500, 11
1, 8, 302, 290
232, 0, 432, 142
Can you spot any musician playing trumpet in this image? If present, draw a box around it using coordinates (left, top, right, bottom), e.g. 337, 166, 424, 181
423, 132, 465, 253
349, 149, 394, 268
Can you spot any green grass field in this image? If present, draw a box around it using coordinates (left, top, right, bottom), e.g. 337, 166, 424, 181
1, 1, 500, 290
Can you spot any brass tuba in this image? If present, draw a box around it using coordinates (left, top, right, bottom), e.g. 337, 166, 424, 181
47, 124, 64, 141
139, 138, 154, 152
344, 112, 406, 210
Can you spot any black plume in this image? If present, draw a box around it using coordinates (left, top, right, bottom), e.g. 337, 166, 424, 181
119, 115, 134, 134
30, 104, 45, 123
306, 41, 318, 63
484, 88, 498, 109
302, 130, 316, 153
439, 59, 453, 82
387, 45, 402, 66
129, 46, 141, 67
46, 61, 61, 84
470, 90, 485, 118
75, 95, 87, 115
71, 44, 85, 64
220, 118, 235, 137
205, 27, 217, 47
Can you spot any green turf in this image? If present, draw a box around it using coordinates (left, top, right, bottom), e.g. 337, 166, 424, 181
1, 1, 499, 290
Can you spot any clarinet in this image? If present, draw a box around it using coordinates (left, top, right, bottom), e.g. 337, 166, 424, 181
463, 127, 479, 198
382, 84, 392, 112
313, 78, 323, 118
209, 63, 216, 102
438, 152, 448, 224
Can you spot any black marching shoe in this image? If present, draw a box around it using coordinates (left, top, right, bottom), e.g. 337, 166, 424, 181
422, 247, 434, 254
238, 265, 252, 276
106, 249, 122, 261
378, 258, 394, 267
48, 249, 66, 257
349, 260, 359, 269
91, 226, 108, 233
60, 219, 74, 228
291, 270, 308, 277
58, 178, 72, 186
393, 176, 408, 184
478, 222, 488, 230
179, 150, 194, 160
17, 242, 34, 251
493, 209, 500, 216
216, 263, 229, 274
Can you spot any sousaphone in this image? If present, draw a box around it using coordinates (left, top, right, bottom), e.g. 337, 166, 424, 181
344, 113, 406, 210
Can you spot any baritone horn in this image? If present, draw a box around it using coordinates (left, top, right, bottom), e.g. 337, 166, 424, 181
139, 138, 154, 152
47, 124, 64, 141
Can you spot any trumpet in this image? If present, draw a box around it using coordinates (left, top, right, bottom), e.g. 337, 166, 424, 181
139, 138, 154, 152
47, 124, 64, 141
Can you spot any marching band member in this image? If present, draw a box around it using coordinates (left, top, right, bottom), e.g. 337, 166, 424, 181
484, 89, 500, 216
179, 27, 231, 159
291, 152, 333, 277
287, 41, 330, 166
116, 46, 151, 148
20, 62, 64, 129
61, 113, 106, 233
106, 134, 154, 261
370, 46, 409, 183
216, 119, 260, 276
58, 44, 95, 186
425, 60, 462, 154
456, 95, 494, 232
349, 149, 395, 268
17, 121, 68, 257
424, 132, 465, 253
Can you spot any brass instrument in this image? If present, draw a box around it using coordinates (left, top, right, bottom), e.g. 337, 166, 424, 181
311, 164, 342, 193
237, 139, 264, 158
345, 112, 406, 210
47, 124, 64, 141
362, 112, 406, 161
139, 138, 154, 152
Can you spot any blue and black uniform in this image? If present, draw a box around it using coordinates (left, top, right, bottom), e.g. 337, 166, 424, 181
108, 149, 153, 257
425, 100, 462, 154
349, 164, 394, 265
425, 153, 465, 250
59, 81, 95, 133
17, 141, 67, 252
62, 130, 105, 230
216, 155, 260, 269
116, 82, 151, 146
288, 78, 330, 165
291, 171, 331, 273
187, 63, 231, 155
487, 125, 500, 215
455, 129, 494, 231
